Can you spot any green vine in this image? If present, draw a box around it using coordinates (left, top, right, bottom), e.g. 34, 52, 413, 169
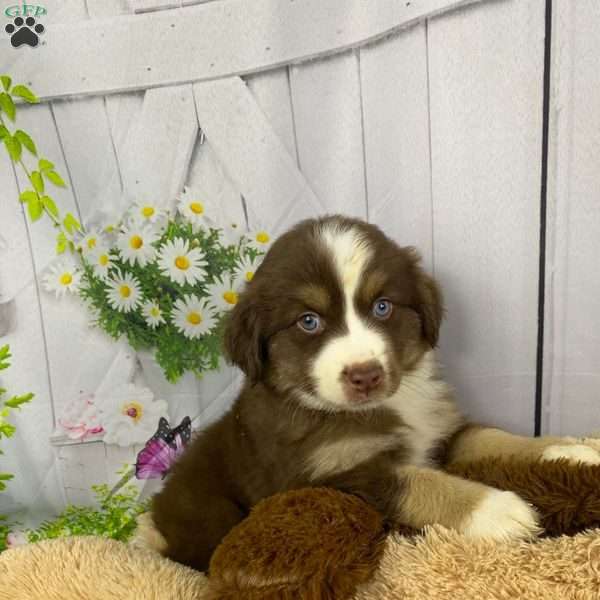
0, 345, 34, 551
0, 74, 81, 254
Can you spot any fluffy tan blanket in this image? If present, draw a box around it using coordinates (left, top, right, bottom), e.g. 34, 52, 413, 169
1, 528, 599, 600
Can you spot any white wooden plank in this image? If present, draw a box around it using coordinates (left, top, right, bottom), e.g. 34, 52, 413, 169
360, 24, 433, 271
12, 104, 123, 428
0, 152, 65, 517
246, 69, 297, 165
192, 77, 322, 233
132, 0, 215, 13
0, 0, 489, 100
86, 0, 132, 17
290, 50, 366, 219
543, 0, 600, 436
119, 85, 198, 204
52, 98, 123, 224
428, 0, 545, 435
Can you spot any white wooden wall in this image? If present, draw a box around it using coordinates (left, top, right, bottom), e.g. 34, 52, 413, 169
0, 0, 599, 522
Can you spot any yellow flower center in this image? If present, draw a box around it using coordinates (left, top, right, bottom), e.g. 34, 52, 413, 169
150, 306, 160, 317
87, 238, 97, 249
60, 273, 73, 286
122, 401, 143, 422
175, 256, 190, 270
187, 311, 202, 325
222, 291, 238, 305
119, 285, 131, 298
245, 270, 254, 282
256, 231, 270, 244
189, 202, 204, 215
130, 235, 143, 250
142, 206, 155, 218
99, 254, 109, 266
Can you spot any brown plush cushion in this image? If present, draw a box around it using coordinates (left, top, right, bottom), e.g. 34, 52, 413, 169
207, 487, 386, 600
207, 459, 600, 599
447, 457, 600, 536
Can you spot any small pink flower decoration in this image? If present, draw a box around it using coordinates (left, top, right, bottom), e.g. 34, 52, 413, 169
6, 531, 28, 548
59, 393, 104, 441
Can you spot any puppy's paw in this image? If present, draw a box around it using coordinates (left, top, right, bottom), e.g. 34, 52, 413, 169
541, 444, 600, 465
460, 489, 541, 541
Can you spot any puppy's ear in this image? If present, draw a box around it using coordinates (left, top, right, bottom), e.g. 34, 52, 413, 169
223, 290, 265, 382
407, 249, 444, 348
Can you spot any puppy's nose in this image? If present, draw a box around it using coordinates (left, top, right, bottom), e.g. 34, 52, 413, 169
343, 361, 384, 394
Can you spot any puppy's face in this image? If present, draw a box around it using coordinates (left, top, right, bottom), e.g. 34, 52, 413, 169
224, 216, 443, 412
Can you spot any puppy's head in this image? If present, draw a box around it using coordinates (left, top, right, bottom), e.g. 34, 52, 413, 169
224, 216, 443, 412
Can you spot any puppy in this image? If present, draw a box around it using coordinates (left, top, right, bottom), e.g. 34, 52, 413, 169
151, 215, 600, 571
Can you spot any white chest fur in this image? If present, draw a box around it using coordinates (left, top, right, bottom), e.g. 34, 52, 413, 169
305, 353, 463, 479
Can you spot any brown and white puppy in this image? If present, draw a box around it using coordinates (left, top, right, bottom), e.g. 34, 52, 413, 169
151, 215, 600, 571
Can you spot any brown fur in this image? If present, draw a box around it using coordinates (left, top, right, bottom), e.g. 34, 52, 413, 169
151, 215, 591, 572
207, 488, 386, 600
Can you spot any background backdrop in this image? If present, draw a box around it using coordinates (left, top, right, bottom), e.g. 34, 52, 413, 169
0, 0, 598, 524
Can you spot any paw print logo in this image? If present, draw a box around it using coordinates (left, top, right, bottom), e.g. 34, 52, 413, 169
5, 17, 45, 48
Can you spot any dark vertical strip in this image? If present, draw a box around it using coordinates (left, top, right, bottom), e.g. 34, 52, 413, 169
535, 0, 553, 436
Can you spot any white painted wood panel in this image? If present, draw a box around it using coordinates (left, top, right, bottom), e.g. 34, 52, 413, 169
360, 24, 433, 271
427, 0, 545, 434
0, 0, 489, 100
118, 85, 198, 205
543, 0, 600, 436
0, 152, 65, 519
290, 51, 367, 220
192, 77, 322, 234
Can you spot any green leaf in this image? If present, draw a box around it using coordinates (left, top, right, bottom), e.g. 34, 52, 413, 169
39, 158, 54, 172
19, 190, 37, 204
1, 76, 11, 92
56, 232, 67, 255
14, 130, 37, 156
28, 196, 43, 222
63, 212, 81, 234
0, 92, 16, 121
30, 170, 44, 194
4, 393, 34, 409
11, 85, 38, 104
0, 422, 16, 438
46, 170, 66, 187
42, 195, 59, 219
0, 125, 8, 141
4, 135, 21, 162
0, 473, 13, 481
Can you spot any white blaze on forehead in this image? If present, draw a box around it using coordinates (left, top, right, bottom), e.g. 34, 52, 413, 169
309, 223, 388, 409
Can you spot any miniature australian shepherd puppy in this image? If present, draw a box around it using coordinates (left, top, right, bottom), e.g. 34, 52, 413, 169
151, 215, 600, 571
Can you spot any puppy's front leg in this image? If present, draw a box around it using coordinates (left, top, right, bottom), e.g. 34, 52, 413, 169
316, 461, 540, 541
395, 465, 540, 540
446, 425, 600, 466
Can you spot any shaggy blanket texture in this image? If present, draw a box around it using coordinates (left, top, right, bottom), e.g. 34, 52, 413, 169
1, 527, 599, 599
2, 453, 600, 599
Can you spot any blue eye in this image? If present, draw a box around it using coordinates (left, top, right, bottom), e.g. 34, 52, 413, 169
373, 298, 393, 319
298, 312, 322, 333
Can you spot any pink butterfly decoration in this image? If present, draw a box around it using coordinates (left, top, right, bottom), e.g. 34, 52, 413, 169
135, 416, 191, 480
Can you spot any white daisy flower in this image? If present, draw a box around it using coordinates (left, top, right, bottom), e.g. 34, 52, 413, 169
77, 228, 104, 255
206, 276, 242, 312
246, 228, 272, 253
142, 300, 165, 328
176, 186, 216, 231
42, 260, 81, 298
116, 224, 158, 267
88, 246, 113, 280
98, 383, 168, 447
157, 238, 208, 286
171, 295, 216, 339
219, 221, 246, 247
235, 255, 261, 284
106, 271, 142, 313
129, 201, 164, 225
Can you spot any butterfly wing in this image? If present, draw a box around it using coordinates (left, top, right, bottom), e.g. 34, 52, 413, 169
172, 416, 192, 446
135, 438, 176, 479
